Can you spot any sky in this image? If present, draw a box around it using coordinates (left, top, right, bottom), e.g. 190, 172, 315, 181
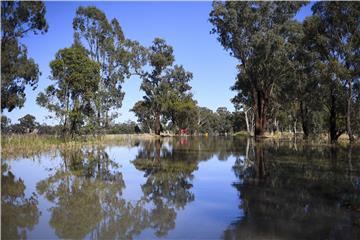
3, 1, 313, 125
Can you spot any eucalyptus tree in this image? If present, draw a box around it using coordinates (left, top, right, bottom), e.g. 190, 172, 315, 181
134, 38, 195, 135
37, 44, 100, 137
73, 6, 146, 129
139, 38, 174, 135
131, 101, 154, 133
307, 2, 359, 142
210, 1, 306, 137
162, 65, 197, 132
291, 24, 322, 138
1, 1, 48, 112
303, 2, 359, 142
215, 107, 233, 135
195, 107, 216, 134
18, 114, 38, 133
1, 115, 11, 133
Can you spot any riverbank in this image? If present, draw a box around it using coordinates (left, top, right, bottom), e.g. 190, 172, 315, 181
1, 134, 161, 159
2, 132, 359, 159
233, 131, 359, 144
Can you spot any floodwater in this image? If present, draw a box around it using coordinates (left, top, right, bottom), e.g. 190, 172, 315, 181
2, 137, 360, 239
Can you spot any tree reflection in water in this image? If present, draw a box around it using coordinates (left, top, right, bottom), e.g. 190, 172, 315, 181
132, 139, 199, 237
2, 163, 41, 239
35, 140, 204, 239
225, 141, 360, 239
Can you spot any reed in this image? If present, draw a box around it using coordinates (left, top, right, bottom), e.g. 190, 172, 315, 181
1, 134, 160, 159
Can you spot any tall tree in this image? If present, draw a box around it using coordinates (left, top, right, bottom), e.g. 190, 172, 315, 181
18, 114, 38, 133
308, 2, 360, 142
162, 65, 197, 132
136, 38, 174, 135
1, 1, 48, 112
210, 1, 305, 137
304, 2, 359, 142
131, 100, 154, 133
37, 45, 100, 137
134, 38, 195, 135
215, 107, 233, 135
73, 6, 146, 129
1, 115, 11, 134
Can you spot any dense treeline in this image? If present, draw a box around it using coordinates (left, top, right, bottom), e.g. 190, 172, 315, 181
1, 1, 359, 142
1, 109, 246, 136
210, 1, 360, 142
0, 114, 142, 135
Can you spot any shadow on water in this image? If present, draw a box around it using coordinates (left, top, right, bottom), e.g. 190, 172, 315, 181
224, 139, 360, 240
2, 137, 360, 239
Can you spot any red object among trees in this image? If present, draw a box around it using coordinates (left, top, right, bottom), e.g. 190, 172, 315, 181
180, 129, 188, 135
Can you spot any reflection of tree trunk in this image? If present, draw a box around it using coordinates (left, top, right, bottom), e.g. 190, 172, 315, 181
254, 143, 265, 180
155, 140, 161, 162
348, 145, 353, 179
330, 145, 338, 168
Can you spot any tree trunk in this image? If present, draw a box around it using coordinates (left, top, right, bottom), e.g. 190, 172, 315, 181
329, 91, 337, 143
254, 91, 267, 137
293, 119, 297, 135
273, 117, 278, 134
154, 112, 161, 135
244, 107, 250, 133
347, 79, 354, 142
300, 101, 309, 139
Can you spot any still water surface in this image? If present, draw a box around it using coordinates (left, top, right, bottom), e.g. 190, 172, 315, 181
2, 137, 360, 239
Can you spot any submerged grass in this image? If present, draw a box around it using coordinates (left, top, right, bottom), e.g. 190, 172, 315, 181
1, 134, 160, 159
233, 131, 359, 145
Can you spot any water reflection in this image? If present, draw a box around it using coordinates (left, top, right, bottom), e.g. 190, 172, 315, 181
35, 140, 210, 239
2, 137, 360, 239
1, 163, 40, 239
132, 140, 198, 237
225, 141, 360, 239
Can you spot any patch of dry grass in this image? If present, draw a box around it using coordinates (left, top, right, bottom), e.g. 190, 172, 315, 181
1, 134, 160, 159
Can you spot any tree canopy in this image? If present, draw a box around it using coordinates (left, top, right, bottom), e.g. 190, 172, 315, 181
1, 1, 48, 112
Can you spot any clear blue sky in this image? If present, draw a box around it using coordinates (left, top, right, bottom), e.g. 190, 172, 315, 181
3, 1, 313, 125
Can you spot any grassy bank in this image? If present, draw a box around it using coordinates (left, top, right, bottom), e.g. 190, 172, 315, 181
1, 134, 161, 159
233, 131, 359, 145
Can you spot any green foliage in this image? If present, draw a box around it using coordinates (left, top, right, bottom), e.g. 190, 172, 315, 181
105, 121, 139, 134
210, 1, 305, 136
73, 6, 147, 128
18, 114, 38, 133
133, 38, 196, 134
1, 1, 48, 112
210, 1, 360, 142
1, 115, 11, 133
37, 45, 100, 136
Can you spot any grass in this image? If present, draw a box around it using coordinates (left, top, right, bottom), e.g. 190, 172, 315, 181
2, 132, 358, 159
233, 131, 359, 146
233, 131, 252, 137
1, 133, 160, 159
